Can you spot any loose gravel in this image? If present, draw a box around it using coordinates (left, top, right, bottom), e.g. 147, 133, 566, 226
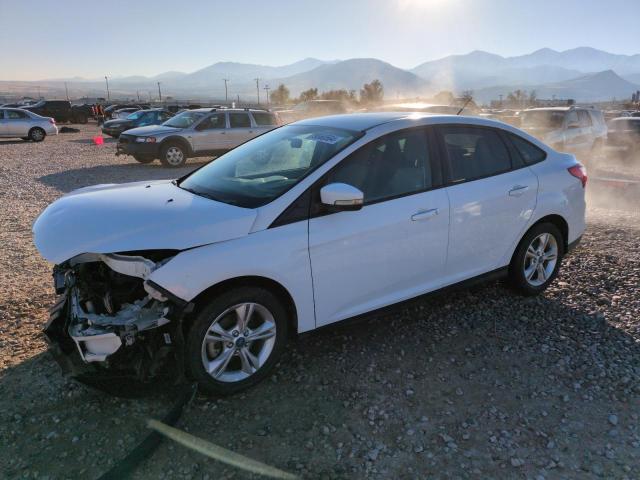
1, 125, 639, 479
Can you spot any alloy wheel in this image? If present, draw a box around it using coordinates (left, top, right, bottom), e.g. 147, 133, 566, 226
201, 302, 277, 383
523, 233, 558, 287
165, 146, 184, 166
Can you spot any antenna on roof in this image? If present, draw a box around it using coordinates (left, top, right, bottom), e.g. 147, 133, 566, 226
457, 96, 472, 115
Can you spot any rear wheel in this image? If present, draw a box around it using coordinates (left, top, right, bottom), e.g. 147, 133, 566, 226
509, 223, 564, 295
186, 287, 289, 396
29, 127, 45, 142
160, 143, 188, 167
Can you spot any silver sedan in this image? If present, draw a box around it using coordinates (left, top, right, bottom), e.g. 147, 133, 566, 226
0, 108, 58, 141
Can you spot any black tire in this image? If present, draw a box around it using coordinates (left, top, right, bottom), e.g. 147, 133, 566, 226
28, 127, 46, 142
160, 142, 188, 167
133, 155, 154, 164
509, 222, 564, 296
185, 287, 289, 396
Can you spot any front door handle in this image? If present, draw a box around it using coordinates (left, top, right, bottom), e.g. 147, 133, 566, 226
411, 208, 439, 221
508, 185, 530, 197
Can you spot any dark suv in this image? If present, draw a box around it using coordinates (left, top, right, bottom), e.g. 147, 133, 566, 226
101, 108, 173, 138
22, 100, 89, 124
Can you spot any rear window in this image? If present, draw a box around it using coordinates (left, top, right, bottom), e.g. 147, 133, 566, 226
252, 112, 277, 126
507, 133, 547, 165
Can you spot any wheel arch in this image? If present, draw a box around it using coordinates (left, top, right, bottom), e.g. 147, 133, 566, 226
511, 214, 569, 264
160, 135, 193, 155
187, 275, 299, 337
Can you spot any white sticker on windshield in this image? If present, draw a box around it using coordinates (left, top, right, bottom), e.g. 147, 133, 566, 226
307, 132, 344, 145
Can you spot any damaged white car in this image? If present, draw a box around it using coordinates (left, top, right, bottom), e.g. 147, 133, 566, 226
34, 113, 586, 395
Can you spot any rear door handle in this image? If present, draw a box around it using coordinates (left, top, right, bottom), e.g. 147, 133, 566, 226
411, 208, 439, 221
508, 185, 530, 197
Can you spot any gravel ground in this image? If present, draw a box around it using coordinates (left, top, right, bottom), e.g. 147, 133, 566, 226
1, 124, 639, 479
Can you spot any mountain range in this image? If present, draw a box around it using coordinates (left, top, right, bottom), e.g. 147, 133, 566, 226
2, 48, 639, 103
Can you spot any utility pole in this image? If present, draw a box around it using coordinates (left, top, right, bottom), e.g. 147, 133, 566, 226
137, 90, 140, 102
264, 84, 270, 106
64, 82, 69, 101
255, 78, 260, 105
157, 82, 162, 102
104, 76, 110, 101
223, 79, 229, 103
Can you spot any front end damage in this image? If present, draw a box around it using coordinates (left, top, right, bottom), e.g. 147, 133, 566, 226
44, 251, 192, 392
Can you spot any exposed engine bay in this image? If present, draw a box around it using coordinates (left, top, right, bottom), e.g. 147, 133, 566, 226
44, 250, 191, 389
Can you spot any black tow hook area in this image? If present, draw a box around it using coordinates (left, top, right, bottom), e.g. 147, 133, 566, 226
97, 382, 198, 480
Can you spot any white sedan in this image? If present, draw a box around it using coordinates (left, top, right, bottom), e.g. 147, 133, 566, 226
0, 107, 58, 141
33, 113, 586, 395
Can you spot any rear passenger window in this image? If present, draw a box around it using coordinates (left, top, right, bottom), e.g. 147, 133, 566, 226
252, 112, 277, 126
229, 113, 251, 128
438, 126, 511, 182
508, 134, 546, 165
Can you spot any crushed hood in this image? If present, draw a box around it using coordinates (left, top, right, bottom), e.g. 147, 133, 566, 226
33, 180, 257, 264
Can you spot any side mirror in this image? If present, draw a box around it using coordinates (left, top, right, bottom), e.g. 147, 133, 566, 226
320, 183, 364, 211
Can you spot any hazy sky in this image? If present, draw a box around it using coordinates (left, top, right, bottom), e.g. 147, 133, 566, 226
1, 0, 639, 80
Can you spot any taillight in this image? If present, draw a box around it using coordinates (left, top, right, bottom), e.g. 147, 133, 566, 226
568, 164, 587, 188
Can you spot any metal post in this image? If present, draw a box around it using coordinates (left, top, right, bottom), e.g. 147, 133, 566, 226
264, 85, 270, 106
223, 79, 229, 103
157, 82, 162, 102
64, 82, 69, 101
105, 76, 110, 101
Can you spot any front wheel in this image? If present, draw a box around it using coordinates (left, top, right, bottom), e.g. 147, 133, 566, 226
185, 287, 289, 396
160, 143, 188, 167
509, 223, 564, 296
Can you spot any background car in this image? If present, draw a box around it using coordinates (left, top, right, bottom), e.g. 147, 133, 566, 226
112, 107, 141, 119
35, 113, 586, 395
21, 100, 89, 123
606, 117, 640, 157
277, 100, 347, 124
519, 106, 607, 158
101, 108, 173, 138
0, 107, 57, 141
117, 108, 279, 166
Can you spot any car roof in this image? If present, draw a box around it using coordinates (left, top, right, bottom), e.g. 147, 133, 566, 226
293, 112, 515, 132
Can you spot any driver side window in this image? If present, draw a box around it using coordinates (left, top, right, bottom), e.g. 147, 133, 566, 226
326, 129, 434, 204
198, 113, 226, 130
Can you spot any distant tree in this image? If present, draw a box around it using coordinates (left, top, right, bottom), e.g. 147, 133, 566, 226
299, 88, 319, 102
528, 89, 538, 106
433, 90, 455, 105
360, 79, 384, 104
320, 89, 356, 102
270, 84, 290, 105
461, 90, 474, 102
506, 89, 528, 106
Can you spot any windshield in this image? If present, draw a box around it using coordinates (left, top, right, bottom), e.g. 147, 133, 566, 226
126, 110, 147, 120
521, 110, 565, 129
179, 124, 360, 208
163, 110, 206, 128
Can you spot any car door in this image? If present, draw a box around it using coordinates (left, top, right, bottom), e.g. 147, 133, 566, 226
308, 127, 450, 326
0, 110, 7, 136
190, 113, 228, 152
227, 112, 254, 148
5, 109, 31, 136
436, 125, 538, 282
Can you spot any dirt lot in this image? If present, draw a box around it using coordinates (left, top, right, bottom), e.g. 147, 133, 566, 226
1, 124, 639, 479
